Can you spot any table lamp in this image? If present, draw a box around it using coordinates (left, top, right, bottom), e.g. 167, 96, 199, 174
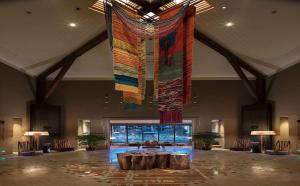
24, 131, 49, 150
250, 131, 276, 152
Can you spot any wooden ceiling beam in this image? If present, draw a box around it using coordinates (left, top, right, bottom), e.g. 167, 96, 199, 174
194, 29, 265, 79
194, 29, 266, 102
36, 31, 108, 103
37, 31, 108, 80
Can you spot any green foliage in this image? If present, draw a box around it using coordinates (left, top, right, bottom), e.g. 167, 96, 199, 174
77, 134, 105, 148
193, 132, 221, 145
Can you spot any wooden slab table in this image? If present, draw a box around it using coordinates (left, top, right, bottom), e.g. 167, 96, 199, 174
117, 151, 190, 170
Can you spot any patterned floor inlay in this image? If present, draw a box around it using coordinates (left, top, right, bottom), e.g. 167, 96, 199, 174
1, 150, 300, 186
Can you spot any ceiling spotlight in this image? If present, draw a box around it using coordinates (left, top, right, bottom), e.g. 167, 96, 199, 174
69, 22, 77, 27
175, 0, 184, 4
221, 6, 227, 10
225, 22, 234, 27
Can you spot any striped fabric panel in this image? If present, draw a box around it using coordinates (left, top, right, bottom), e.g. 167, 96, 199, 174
122, 39, 146, 105
158, 6, 184, 123
112, 9, 142, 95
138, 39, 146, 100
105, 3, 113, 49
112, 12, 139, 46
112, 49, 139, 68
123, 91, 142, 105
183, 7, 196, 104
113, 38, 138, 55
114, 63, 138, 78
158, 79, 183, 111
115, 75, 138, 87
153, 38, 160, 102
115, 84, 139, 93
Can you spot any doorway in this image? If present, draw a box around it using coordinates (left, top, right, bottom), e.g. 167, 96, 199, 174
211, 120, 225, 148
279, 117, 289, 138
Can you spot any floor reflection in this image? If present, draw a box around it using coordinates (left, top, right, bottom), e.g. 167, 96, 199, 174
109, 146, 193, 163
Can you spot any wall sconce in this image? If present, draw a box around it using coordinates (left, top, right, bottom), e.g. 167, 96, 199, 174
13, 118, 22, 126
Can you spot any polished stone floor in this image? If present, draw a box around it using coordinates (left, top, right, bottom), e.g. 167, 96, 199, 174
0, 149, 300, 186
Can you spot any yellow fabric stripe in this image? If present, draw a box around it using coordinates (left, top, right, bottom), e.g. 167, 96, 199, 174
113, 38, 138, 54
115, 84, 139, 94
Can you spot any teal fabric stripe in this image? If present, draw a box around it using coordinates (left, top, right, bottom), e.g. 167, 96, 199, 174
124, 103, 137, 111
115, 75, 138, 87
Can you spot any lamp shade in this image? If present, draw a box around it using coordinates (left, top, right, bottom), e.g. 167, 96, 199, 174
24, 131, 49, 136
250, 131, 276, 136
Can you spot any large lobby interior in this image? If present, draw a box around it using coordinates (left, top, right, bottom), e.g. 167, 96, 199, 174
0, 0, 300, 186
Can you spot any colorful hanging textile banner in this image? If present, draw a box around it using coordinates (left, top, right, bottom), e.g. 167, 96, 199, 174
183, 7, 195, 104
106, 4, 146, 108
157, 6, 195, 124
105, 2, 195, 122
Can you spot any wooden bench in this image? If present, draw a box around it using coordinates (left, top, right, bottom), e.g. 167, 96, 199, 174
53, 139, 75, 152
230, 138, 251, 151
18, 141, 41, 156
265, 140, 291, 155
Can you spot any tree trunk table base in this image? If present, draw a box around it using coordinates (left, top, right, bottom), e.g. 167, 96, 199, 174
117, 152, 190, 170
169, 154, 190, 170
117, 153, 132, 170
155, 153, 170, 169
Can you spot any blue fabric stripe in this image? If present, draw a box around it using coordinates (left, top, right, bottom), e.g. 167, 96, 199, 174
115, 75, 138, 87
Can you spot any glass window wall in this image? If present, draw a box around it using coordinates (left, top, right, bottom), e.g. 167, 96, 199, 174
143, 125, 158, 141
159, 125, 174, 142
128, 125, 143, 143
175, 125, 192, 144
111, 124, 192, 144
111, 125, 127, 143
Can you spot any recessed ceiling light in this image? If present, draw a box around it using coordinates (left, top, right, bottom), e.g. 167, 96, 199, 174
175, 0, 184, 4
225, 22, 234, 27
221, 6, 227, 10
69, 22, 77, 27
144, 12, 155, 18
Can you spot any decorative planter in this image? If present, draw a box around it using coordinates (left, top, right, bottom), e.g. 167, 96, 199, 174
201, 144, 212, 150
86, 147, 96, 151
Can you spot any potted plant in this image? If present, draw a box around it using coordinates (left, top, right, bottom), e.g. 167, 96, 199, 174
77, 134, 105, 151
193, 132, 221, 150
